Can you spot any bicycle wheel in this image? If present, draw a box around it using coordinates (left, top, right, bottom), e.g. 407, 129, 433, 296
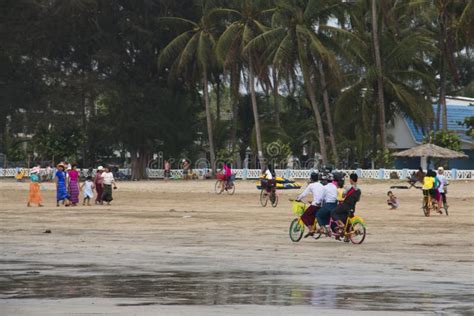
349, 222, 366, 244
260, 190, 268, 207
214, 180, 224, 194
270, 192, 278, 208
226, 183, 235, 195
289, 218, 304, 242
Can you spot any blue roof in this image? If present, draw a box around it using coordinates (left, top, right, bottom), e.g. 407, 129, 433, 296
405, 104, 474, 143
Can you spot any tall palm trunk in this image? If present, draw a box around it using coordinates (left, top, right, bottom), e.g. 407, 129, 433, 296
298, 44, 328, 165
203, 68, 216, 174
272, 70, 281, 128
371, 0, 387, 149
439, 10, 449, 131
318, 63, 339, 166
230, 65, 240, 150
248, 58, 265, 165
438, 57, 447, 131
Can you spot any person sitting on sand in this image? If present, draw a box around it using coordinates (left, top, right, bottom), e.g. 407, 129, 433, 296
387, 191, 399, 209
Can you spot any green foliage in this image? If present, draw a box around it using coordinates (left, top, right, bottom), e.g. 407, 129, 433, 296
1, 0, 473, 173
461, 116, 474, 137
32, 125, 85, 163
426, 130, 462, 152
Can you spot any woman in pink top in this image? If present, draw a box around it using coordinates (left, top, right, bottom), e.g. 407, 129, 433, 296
68, 163, 80, 206
94, 166, 104, 205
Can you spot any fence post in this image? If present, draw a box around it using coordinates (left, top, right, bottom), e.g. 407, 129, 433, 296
378, 168, 385, 180
402, 168, 408, 179
451, 168, 457, 180
243, 168, 248, 180
356, 168, 362, 177
284, 168, 290, 179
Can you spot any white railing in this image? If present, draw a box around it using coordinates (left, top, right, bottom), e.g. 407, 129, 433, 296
2, 168, 473, 180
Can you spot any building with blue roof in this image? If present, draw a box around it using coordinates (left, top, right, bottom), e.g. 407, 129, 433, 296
387, 96, 474, 169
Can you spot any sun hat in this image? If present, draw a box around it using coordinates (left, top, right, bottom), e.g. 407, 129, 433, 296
57, 163, 65, 168
97, 166, 104, 171
31, 166, 40, 174
438, 166, 444, 172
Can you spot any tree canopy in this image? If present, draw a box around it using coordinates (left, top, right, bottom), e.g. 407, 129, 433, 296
1, 0, 472, 176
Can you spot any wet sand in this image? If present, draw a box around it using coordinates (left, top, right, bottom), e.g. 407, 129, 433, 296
0, 179, 473, 315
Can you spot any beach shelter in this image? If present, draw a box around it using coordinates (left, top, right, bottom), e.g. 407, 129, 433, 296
392, 143, 467, 169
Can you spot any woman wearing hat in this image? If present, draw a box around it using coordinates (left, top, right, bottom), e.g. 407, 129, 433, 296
27, 166, 43, 207
94, 166, 104, 205
55, 163, 70, 206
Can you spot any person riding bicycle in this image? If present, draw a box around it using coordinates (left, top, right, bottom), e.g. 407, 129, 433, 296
437, 167, 448, 209
296, 172, 324, 238
422, 169, 437, 200
221, 163, 232, 190
316, 173, 342, 233
261, 165, 275, 194
330, 173, 361, 234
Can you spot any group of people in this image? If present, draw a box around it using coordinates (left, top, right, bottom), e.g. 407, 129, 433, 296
422, 166, 449, 210
27, 164, 117, 207
295, 171, 361, 239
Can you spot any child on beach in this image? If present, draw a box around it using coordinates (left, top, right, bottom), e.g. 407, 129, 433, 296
387, 191, 399, 209
81, 176, 95, 206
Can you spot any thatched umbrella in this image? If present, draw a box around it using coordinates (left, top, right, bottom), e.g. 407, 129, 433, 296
393, 143, 467, 169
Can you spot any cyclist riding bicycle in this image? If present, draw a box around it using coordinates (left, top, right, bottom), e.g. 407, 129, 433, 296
422, 169, 437, 200
296, 172, 324, 237
223, 163, 232, 188
330, 173, 361, 234
437, 167, 448, 209
261, 165, 275, 194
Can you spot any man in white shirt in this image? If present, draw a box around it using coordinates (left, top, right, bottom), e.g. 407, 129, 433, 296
296, 173, 324, 237
316, 174, 341, 232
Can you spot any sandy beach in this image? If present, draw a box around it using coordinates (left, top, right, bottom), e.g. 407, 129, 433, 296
0, 179, 473, 315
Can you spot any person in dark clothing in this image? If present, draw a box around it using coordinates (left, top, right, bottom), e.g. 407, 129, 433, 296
330, 173, 361, 229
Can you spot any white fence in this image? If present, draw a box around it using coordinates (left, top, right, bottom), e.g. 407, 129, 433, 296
2, 168, 472, 180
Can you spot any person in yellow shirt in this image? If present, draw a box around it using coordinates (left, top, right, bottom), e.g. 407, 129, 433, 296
422, 169, 437, 199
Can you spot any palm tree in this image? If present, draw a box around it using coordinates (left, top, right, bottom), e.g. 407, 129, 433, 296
213, 0, 274, 165
371, 0, 387, 149
336, 0, 436, 164
247, 0, 349, 165
158, 11, 217, 173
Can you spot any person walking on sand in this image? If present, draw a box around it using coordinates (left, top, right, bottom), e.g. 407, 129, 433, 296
164, 160, 171, 180
55, 163, 70, 207
67, 163, 80, 206
27, 166, 43, 207
101, 166, 117, 205
81, 176, 95, 206
94, 166, 104, 205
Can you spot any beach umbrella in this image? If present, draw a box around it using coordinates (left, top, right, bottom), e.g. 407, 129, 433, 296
393, 143, 467, 169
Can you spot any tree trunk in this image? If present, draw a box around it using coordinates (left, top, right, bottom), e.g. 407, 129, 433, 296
203, 68, 216, 174
248, 58, 265, 166
371, 0, 387, 150
230, 64, 239, 150
438, 57, 447, 131
318, 63, 339, 166
272, 70, 281, 128
215, 75, 221, 122
298, 47, 328, 165
131, 147, 150, 180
